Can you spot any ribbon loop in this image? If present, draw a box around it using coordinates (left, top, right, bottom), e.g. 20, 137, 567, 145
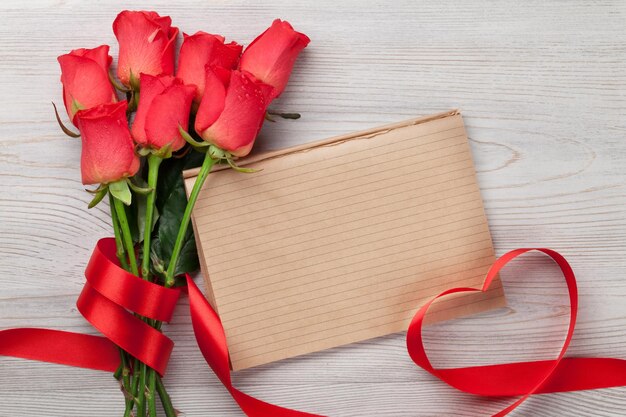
76, 282, 174, 376
86, 238, 181, 322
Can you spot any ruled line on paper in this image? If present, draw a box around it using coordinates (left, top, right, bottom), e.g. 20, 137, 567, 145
195, 125, 466, 198
231, 288, 503, 367
187, 113, 505, 370
228, 286, 504, 358
211, 221, 490, 296
197, 151, 474, 230
198, 135, 468, 209
220, 247, 495, 321
213, 209, 488, 297
223, 242, 495, 353
196, 142, 472, 223
221, 249, 496, 315
208, 188, 483, 257
211, 206, 486, 279
225, 259, 497, 338
199, 165, 479, 239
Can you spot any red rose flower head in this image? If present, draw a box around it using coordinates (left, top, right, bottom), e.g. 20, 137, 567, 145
76, 101, 140, 185
131, 74, 196, 152
113, 10, 178, 87
239, 19, 310, 101
176, 32, 242, 104
195, 68, 273, 157
57, 45, 117, 125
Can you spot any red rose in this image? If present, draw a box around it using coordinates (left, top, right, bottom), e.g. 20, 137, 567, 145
195, 68, 272, 157
76, 102, 140, 185
131, 74, 196, 152
239, 19, 310, 101
57, 45, 117, 124
176, 32, 242, 103
113, 10, 178, 86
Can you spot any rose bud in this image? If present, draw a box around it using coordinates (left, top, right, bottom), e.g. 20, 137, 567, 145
195, 68, 273, 157
239, 19, 310, 101
131, 74, 196, 152
176, 32, 242, 104
57, 45, 117, 124
75, 101, 140, 185
113, 10, 178, 87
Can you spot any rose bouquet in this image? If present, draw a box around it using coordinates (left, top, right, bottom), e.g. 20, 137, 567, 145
53, 10, 309, 416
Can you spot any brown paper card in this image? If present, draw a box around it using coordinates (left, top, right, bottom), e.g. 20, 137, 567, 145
184, 110, 505, 370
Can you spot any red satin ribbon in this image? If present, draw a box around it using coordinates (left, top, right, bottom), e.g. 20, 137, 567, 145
1, 238, 626, 416
406, 248, 626, 416
0, 239, 180, 376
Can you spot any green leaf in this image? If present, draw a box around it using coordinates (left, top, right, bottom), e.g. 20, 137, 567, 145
152, 149, 204, 277
70, 99, 84, 116
134, 176, 158, 245
125, 199, 139, 244
150, 237, 166, 281
109, 180, 132, 206
158, 180, 191, 261
127, 178, 154, 195
108, 70, 130, 93
174, 236, 199, 276
227, 158, 261, 173
129, 70, 140, 91
87, 187, 108, 208
155, 150, 203, 213
179, 124, 209, 148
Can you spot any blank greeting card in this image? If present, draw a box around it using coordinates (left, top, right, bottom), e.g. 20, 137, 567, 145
184, 110, 505, 370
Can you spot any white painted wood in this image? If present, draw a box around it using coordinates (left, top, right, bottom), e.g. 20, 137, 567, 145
1, 0, 625, 415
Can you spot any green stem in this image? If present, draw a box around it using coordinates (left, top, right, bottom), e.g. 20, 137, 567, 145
143, 154, 162, 417
119, 349, 133, 412
147, 370, 157, 417
156, 376, 177, 417
111, 191, 145, 416
111, 194, 139, 276
136, 362, 147, 417
164, 152, 215, 287
109, 195, 135, 416
131, 359, 140, 406
110, 193, 130, 271
142, 154, 162, 280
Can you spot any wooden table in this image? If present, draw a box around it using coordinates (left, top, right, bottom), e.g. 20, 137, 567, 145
1, 1, 625, 416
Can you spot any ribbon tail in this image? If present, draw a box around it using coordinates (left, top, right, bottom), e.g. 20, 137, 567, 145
186, 275, 326, 417
0, 328, 119, 372
537, 357, 626, 393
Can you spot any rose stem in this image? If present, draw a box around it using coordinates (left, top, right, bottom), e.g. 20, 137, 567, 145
109, 193, 134, 416
164, 151, 215, 288
110, 194, 130, 271
153, 152, 216, 417
147, 371, 157, 417
156, 376, 177, 416
136, 362, 148, 417
142, 154, 161, 280
111, 195, 139, 276
112, 192, 147, 416
142, 154, 162, 417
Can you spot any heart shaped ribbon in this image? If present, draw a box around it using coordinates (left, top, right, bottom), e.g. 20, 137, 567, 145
407, 248, 626, 416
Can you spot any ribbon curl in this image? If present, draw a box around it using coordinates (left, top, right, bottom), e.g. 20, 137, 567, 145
1, 238, 626, 416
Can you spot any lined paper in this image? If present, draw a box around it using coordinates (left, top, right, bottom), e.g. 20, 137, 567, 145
185, 111, 505, 370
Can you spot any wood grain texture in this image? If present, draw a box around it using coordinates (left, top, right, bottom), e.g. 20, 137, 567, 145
0, 0, 625, 416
